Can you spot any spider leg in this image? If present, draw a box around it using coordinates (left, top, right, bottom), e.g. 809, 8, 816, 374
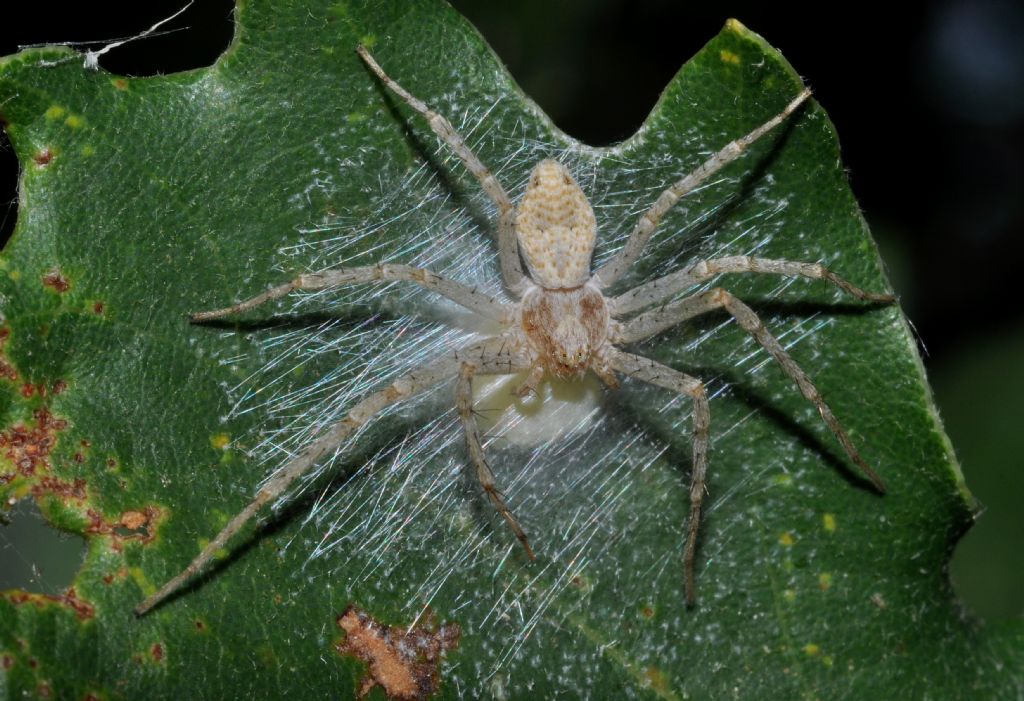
357, 46, 526, 294
456, 362, 536, 560
593, 89, 812, 290
190, 264, 511, 323
135, 341, 501, 616
608, 349, 710, 607
620, 287, 886, 492
512, 365, 545, 398
611, 256, 895, 316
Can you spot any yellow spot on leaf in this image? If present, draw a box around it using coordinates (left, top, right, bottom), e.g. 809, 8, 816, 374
823, 513, 837, 532
818, 572, 833, 591
783, 588, 797, 603
644, 666, 670, 695
64, 114, 84, 129
360, 34, 377, 49
210, 432, 231, 450
778, 531, 795, 546
773, 473, 793, 487
81, 145, 96, 157
44, 105, 66, 121
720, 49, 741, 66
725, 18, 748, 34
8, 270, 21, 281
803, 643, 821, 657
129, 566, 151, 592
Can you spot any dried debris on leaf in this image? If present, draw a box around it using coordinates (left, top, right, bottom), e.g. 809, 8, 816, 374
336, 604, 460, 700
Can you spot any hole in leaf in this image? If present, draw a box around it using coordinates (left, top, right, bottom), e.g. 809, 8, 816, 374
0, 3, 235, 76
0, 500, 86, 596
451, 0, 689, 145
0, 128, 14, 250
939, 329, 1024, 622
0, 3, 235, 250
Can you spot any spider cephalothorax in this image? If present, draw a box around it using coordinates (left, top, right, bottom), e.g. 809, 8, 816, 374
518, 281, 613, 382
135, 46, 894, 617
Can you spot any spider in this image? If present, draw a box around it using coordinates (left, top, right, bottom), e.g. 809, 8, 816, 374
134, 46, 894, 616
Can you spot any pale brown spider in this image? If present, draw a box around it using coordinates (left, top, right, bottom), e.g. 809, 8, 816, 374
135, 46, 893, 616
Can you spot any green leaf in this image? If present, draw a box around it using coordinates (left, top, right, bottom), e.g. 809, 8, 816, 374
0, 2, 1019, 699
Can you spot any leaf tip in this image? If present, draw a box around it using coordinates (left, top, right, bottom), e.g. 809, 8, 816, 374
724, 18, 750, 36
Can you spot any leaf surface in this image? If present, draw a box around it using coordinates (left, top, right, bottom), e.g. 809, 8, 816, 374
0, 2, 1019, 699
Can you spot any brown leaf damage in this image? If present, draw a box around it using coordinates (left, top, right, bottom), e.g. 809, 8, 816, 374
335, 604, 461, 701
85, 506, 161, 548
41, 268, 70, 293
2, 587, 95, 620
0, 408, 68, 479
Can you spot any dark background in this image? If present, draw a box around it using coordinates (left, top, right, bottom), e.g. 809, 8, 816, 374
1, 1, 1021, 619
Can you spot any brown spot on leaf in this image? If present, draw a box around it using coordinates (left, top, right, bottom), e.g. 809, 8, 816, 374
31, 476, 87, 501
3, 587, 95, 620
86, 505, 160, 546
0, 360, 16, 381
33, 149, 53, 167
92, 301, 105, 315
101, 568, 127, 586
2, 654, 12, 670
42, 269, 70, 293
119, 510, 147, 530
335, 604, 460, 701
52, 379, 68, 395
0, 408, 68, 477
60, 587, 94, 620
112, 79, 128, 90
0, 328, 17, 382
37, 682, 52, 699
150, 643, 164, 663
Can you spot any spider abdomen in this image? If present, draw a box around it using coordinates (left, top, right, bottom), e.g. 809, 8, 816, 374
515, 160, 596, 289
519, 283, 609, 378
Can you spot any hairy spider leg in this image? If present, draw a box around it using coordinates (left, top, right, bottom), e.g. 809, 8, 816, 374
357, 46, 527, 294
611, 255, 896, 317
135, 339, 524, 616
608, 350, 710, 606
457, 363, 536, 560
620, 287, 887, 492
593, 89, 813, 290
190, 264, 512, 323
